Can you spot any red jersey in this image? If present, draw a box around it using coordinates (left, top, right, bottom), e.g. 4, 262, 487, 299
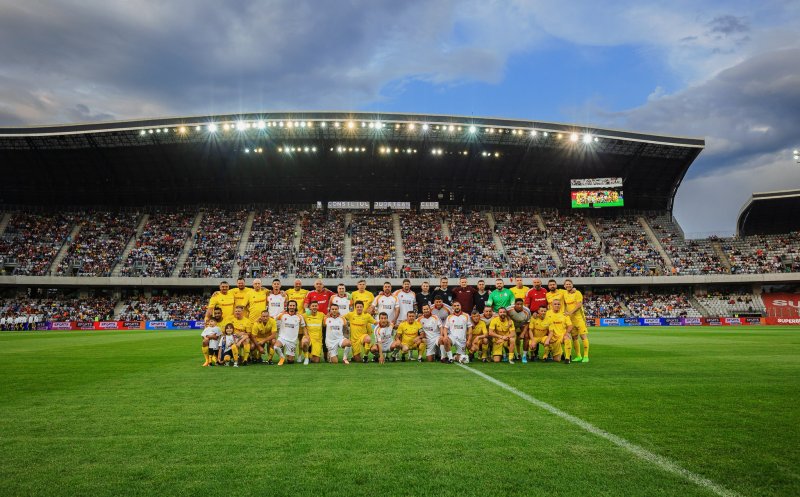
305, 289, 335, 314
525, 287, 548, 311
451, 286, 477, 313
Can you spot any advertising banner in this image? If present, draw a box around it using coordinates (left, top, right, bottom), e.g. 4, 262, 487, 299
765, 317, 800, 325
682, 317, 703, 326
762, 293, 800, 318
48, 321, 73, 330
663, 317, 682, 326
599, 318, 625, 326
639, 317, 663, 326
124, 321, 144, 330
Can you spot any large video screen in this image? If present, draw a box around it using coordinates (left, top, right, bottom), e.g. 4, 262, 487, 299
571, 189, 624, 208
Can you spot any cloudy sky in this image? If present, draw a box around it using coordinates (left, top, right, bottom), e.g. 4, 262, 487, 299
1, 0, 798, 235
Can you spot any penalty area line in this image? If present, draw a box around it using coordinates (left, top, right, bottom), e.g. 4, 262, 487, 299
457, 364, 741, 497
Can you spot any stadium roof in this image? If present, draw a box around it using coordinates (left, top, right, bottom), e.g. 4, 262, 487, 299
737, 190, 800, 237
0, 111, 704, 210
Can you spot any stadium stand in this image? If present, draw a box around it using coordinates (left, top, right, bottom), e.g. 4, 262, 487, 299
443, 210, 505, 277
0, 294, 116, 325
120, 210, 193, 277
57, 212, 139, 277
646, 213, 727, 275
721, 232, 800, 274
624, 292, 702, 318
117, 294, 206, 321
295, 209, 345, 278
238, 208, 300, 279
494, 211, 558, 277
398, 210, 450, 278
696, 290, 766, 316
180, 209, 247, 278
0, 212, 77, 276
583, 292, 627, 318
594, 216, 666, 276
542, 210, 612, 277
349, 212, 397, 278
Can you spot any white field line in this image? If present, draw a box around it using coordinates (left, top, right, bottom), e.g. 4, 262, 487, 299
457, 364, 741, 497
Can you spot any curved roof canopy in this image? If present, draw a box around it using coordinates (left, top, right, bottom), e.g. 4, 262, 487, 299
737, 190, 800, 237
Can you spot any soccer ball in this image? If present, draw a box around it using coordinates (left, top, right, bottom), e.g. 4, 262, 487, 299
460, 355, 470, 364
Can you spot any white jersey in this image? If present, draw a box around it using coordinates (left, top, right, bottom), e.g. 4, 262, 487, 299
201, 326, 221, 348
331, 295, 351, 315
430, 304, 451, 323
374, 325, 394, 350
373, 294, 399, 322
393, 290, 416, 320
277, 313, 306, 342
445, 313, 471, 341
267, 293, 286, 318
418, 315, 443, 338
325, 316, 347, 342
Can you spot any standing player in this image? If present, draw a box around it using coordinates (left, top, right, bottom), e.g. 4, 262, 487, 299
247, 279, 269, 322
525, 278, 548, 312
393, 279, 416, 324
544, 299, 573, 363
371, 312, 398, 364
488, 307, 516, 364
396, 310, 423, 361
487, 278, 515, 312
301, 301, 325, 364
431, 277, 453, 306
444, 301, 472, 363
285, 279, 309, 314
372, 282, 399, 326
510, 276, 530, 302
473, 280, 490, 313
415, 281, 434, 313
344, 301, 375, 363
274, 301, 307, 365
267, 279, 287, 318
507, 299, 532, 363
325, 303, 351, 364
418, 304, 449, 362
231, 278, 253, 315
545, 279, 567, 310
468, 310, 489, 362
205, 281, 235, 322
562, 279, 589, 363
351, 280, 375, 311
328, 283, 352, 316
528, 306, 550, 361
305, 279, 334, 314
451, 277, 477, 314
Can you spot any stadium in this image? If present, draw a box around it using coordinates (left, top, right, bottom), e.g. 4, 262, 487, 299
1, 111, 798, 497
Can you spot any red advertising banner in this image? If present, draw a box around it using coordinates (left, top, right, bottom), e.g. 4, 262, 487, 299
765, 317, 800, 325
762, 293, 800, 318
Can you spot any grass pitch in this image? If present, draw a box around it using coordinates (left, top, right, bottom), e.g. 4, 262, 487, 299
0, 327, 797, 497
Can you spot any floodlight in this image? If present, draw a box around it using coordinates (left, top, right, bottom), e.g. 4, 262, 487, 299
257, 120, 266, 129
570, 133, 578, 142
208, 123, 217, 133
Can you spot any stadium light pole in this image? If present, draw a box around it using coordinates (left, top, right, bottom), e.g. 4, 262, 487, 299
794, 149, 799, 164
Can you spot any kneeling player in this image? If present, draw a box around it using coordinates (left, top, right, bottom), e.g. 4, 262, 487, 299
324, 303, 351, 364
488, 307, 517, 364
251, 311, 277, 364
445, 301, 472, 363
344, 302, 375, 363
544, 299, 573, 363
274, 301, 307, 365
418, 304, 449, 362
528, 306, 550, 361
371, 312, 398, 364
396, 311, 423, 361
468, 310, 489, 362
201, 318, 221, 366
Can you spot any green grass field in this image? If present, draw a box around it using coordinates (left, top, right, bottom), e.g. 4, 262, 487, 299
0, 327, 798, 497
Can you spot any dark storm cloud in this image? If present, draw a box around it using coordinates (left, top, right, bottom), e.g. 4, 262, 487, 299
707, 15, 749, 36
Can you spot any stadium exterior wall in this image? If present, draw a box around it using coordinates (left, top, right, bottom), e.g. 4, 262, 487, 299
1, 274, 799, 288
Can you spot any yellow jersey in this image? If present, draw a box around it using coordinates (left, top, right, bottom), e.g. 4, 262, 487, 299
510, 286, 530, 301
528, 315, 549, 339
220, 316, 253, 336
231, 287, 253, 312
246, 289, 269, 321
397, 320, 422, 340
562, 289, 585, 320
543, 309, 572, 340
545, 289, 568, 310
208, 291, 236, 320
345, 311, 375, 336
285, 288, 309, 312
489, 316, 515, 336
350, 290, 375, 311
304, 312, 325, 341
252, 318, 276, 339
470, 320, 488, 336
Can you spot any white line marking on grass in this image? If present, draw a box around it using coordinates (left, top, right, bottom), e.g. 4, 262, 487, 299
457, 364, 741, 497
